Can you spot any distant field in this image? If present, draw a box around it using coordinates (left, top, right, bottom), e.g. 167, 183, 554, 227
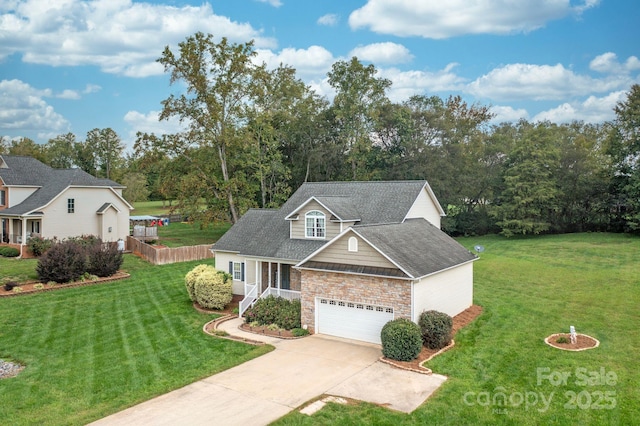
131, 200, 177, 216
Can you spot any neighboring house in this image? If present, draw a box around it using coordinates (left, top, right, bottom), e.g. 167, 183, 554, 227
0, 155, 133, 255
212, 180, 477, 344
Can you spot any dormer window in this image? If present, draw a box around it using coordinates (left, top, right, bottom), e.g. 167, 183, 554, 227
305, 210, 325, 238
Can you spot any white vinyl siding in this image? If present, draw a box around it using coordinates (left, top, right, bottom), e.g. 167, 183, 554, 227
406, 188, 442, 229
214, 252, 249, 295
41, 187, 130, 243
412, 262, 474, 321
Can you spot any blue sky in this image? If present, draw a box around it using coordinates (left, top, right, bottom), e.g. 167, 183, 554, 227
1, 0, 638, 150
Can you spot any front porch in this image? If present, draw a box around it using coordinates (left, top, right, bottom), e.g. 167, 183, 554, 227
239, 260, 301, 316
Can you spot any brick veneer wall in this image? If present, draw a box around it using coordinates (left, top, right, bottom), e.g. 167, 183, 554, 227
300, 269, 412, 334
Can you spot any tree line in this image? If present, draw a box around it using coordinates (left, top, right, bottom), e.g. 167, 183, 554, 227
3, 32, 639, 236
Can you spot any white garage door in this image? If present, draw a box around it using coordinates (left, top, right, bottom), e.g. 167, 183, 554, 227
316, 298, 394, 344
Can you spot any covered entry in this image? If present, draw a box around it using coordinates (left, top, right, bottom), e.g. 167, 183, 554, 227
316, 297, 394, 344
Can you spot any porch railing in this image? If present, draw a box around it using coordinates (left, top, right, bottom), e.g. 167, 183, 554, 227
239, 283, 258, 317
260, 287, 301, 301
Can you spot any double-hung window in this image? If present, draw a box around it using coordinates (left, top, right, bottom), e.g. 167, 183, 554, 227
305, 210, 325, 238
229, 261, 245, 281
67, 198, 75, 213
0, 190, 5, 206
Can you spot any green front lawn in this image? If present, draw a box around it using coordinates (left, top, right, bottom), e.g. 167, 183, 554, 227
275, 233, 640, 425
0, 255, 271, 426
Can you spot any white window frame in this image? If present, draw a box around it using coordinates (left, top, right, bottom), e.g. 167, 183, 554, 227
0, 189, 5, 206
348, 236, 358, 252
67, 198, 75, 213
232, 261, 243, 281
305, 210, 325, 239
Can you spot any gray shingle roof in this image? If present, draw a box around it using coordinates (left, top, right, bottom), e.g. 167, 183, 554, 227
280, 181, 430, 225
348, 218, 477, 278
0, 155, 125, 216
214, 180, 439, 262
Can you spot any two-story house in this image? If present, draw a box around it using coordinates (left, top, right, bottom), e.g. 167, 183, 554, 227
212, 180, 477, 344
0, 155, 133, 256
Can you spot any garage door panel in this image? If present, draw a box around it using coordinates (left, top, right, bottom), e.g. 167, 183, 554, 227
317, 298, 393, 344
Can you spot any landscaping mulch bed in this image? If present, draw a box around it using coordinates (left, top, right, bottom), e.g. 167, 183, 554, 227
0, 271, 131, 298
382, 305, 483, 374
544, 333, 599, 351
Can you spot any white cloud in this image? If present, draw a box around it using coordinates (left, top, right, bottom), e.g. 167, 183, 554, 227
379, 63, 466, 102
467, 62, 629, 101
489, 105, 529, 124
255, 45, 335, 78
349, 0, 599, 39
0, 0, 275, 78
57, 89, 81, 100
255, 0, 283, 7
590, 52, 640, 74
533, 90, 626, 123
348, 42, 413, 65
83, 84, 102, 94
317, 14, 338, 26
123, 110, 187, 151
0, 79, 70, 137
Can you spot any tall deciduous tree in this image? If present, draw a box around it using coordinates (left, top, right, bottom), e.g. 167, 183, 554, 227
8, 137, 46, 162
157, 32, 263, 224
86, 128, 125, 180
45, 133, 77, 169
607, 84, 640, 232
494, 121, 561, 236
328, 57, 391, 179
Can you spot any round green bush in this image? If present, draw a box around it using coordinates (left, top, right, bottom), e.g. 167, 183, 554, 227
380, 318, 423, 361
193, 269, 233, 310
0, 247, 20, 257
185, 264, 215, 302
243, 296, 302, 330
418, 310, 453, 350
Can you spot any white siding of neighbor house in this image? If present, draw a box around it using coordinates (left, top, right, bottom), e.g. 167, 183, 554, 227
42, 187, 130, 242
214, 251, 253, 295
311, 232, 397, 269
8, 186, 37, 207
406, 188, 442, 229
289, 199, 341, 240
99, 206, 119, 242
412, 262, 474, 321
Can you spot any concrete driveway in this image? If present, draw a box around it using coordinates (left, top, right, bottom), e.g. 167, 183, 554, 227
90, 319, 446, 426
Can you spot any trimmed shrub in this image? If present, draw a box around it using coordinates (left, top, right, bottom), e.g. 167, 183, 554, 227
193, 270, 233, 310
291, 328, 309, 337
243, 296, 302, 330
67, 234, 101, 248
185, 264, 215, 302
380, 318, 423, 361
0, 247, 20, 257
27, 236, 53, 257
4, 282, 18, 291
419, 310, 453, 350
36, 240, 87, 283
86, 243, 123, 277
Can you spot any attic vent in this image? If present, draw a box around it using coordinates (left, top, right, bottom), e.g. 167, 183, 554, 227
348, 236, 358, 252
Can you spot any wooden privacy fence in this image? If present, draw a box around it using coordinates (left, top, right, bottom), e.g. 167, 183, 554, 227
126, 236, 214, 265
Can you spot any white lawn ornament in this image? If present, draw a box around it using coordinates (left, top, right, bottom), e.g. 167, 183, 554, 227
569, 325, 577, 344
